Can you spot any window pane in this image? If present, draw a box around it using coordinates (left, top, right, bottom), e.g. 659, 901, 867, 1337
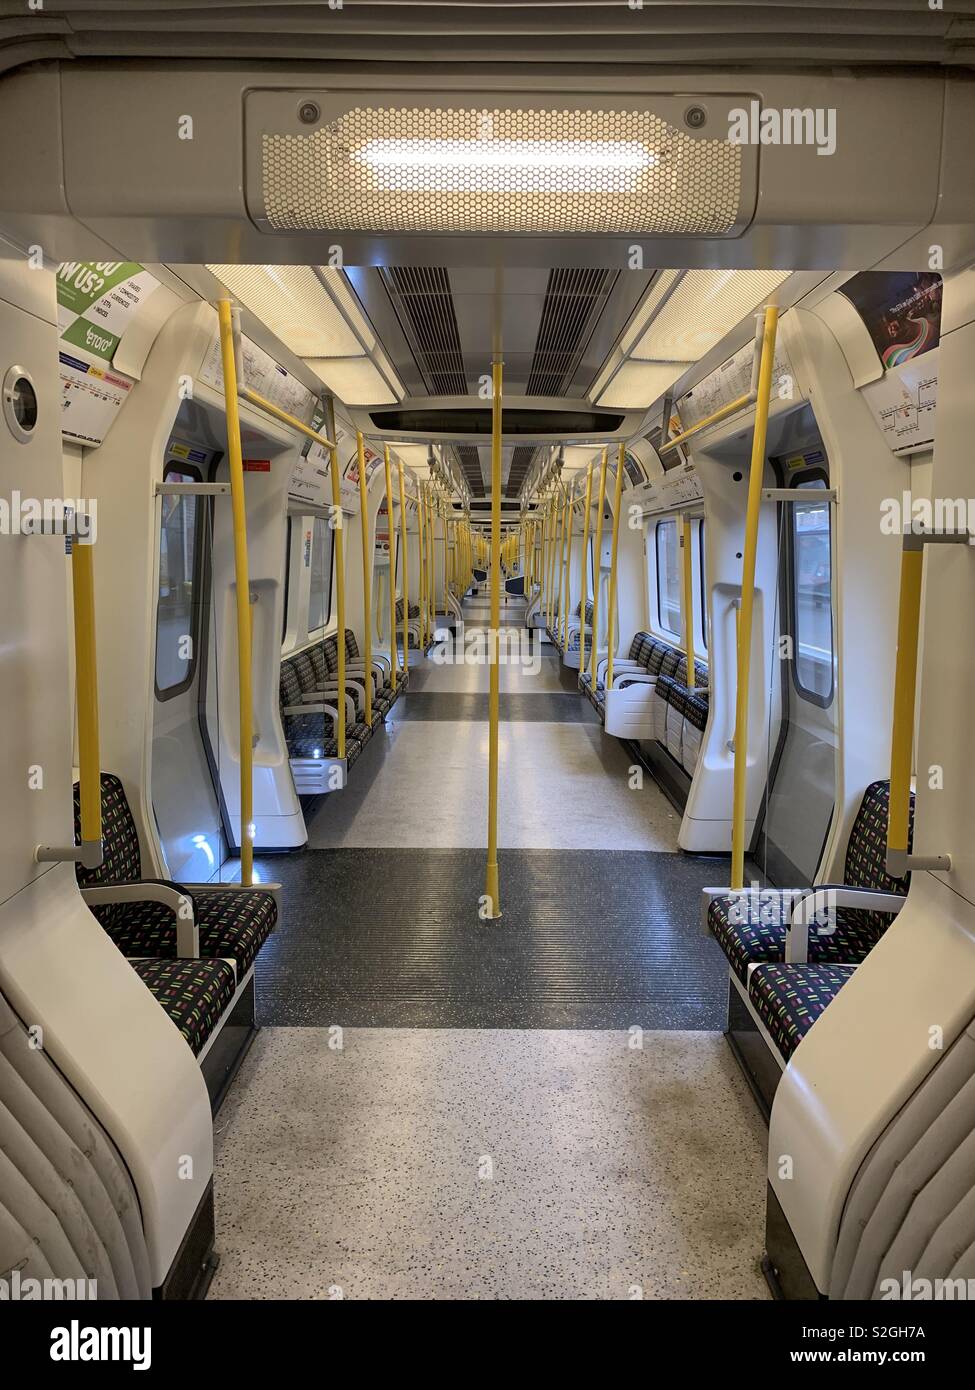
793, 481, 833, 700
656, 519, 681, 637
309, 517, 333, 632
155, 470, 199, 695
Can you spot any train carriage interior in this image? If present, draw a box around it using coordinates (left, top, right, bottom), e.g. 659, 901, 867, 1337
2, 1, 975, 1326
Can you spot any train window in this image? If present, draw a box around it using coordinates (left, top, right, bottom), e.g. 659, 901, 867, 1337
790, 477, 834, 703
698, 519, 708, 652
308, 515, 334, 632
154, 465, 202, 699
655, 518, 681, 637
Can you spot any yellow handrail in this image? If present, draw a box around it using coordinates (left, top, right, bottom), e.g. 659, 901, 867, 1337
681, 513, 696, 690
417, 477, 428, 650
605, 443, 626, 691
73, 537, 103, 856
324, 395, 346, 761
589, 447, 609, 687
217, 299, 255, 883
397, 458, 410, 675
659, 393, 752, 454
355, 431, 373, 726
561, 485, 575, 650
383, 445, 398, 692
730, 305, 779, 891
485, 357, 503, 919
887, 548, 923, 867
241, 385, 336, 451
577, 462, 594, 673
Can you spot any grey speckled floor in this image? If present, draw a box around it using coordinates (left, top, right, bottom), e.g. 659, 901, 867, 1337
209, 1027, 770, 1301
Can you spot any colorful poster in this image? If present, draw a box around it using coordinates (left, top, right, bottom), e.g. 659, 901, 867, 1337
840, 271, 942, 369
59, 351, 133, 446
56, 261, 161, 363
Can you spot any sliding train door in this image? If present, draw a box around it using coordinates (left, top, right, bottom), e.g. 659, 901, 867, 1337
754, 432, 838, 885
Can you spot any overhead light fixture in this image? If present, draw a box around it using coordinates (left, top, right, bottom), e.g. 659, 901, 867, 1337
207, 264, 365, 358
631, 269, 790, 362
354, 138, 656, 194
596, 361, 689, 410
305, 358, 401, 406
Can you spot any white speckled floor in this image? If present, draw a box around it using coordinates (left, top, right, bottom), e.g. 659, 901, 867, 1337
209, 1028, 770, 1300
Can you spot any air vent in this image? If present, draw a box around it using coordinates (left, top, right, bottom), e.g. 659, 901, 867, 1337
380, 267, 467, 395
506, 445, 539, 498
369, 408, 625, 435
526, 269, 618, 396
454, 443, 485, 497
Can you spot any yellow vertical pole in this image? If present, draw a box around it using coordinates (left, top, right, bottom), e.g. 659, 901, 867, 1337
681, 513, 696, 691
561, 485, 575, 650
577, 462, 594, 675
324, 395, 346, 761
72, 538, 102, 853
217, 299, 254, 883
730, 304, 780, 891
383, 444, 398, 692
485, 356, 503, 919
589, 447, 609, 687
397, 459, 410, 675
356, 432, 373, 725
416, 477, 427, 650
887, 547, 924, 860
605, 442, 626, 692
427, 488, 435, 633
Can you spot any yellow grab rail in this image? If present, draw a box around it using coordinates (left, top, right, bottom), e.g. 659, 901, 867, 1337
324, 395, 346, 761
589, 447, 609, 687
485, 357, 504, 919
73, 537, 103, 858
681, 513, 696, 690
383, 445, 398, 692
730, 305, 779, 891
605, 443, 626, 691
888, 548, 922, 871
397, 458, 410, 674
577, 462, 594, 674
355, 432, 373, 725
217, 298, 255, 883
561, 484, 575, 650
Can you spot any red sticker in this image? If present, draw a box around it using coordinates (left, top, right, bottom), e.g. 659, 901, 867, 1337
243, 459, 271, 472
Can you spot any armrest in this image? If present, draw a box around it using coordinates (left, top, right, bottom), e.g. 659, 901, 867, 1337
283, 700, 342, 724
786, 885, 908, 963
612, 672, 658, 690
81, 880, 199, 958
298, 689, 357, 721
178, 879, 281, 923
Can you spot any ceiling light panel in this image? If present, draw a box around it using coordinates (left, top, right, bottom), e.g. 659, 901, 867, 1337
318, 267, 375, 350
207, 264, 365, 358
618, 270, 680, 355
596, 360, 689, 410
631, 270, 790, 362
305, 357, 401, 405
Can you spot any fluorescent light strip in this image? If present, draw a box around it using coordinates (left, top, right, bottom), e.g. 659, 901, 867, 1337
631, 269, 790, 362
207, 264, 364, 358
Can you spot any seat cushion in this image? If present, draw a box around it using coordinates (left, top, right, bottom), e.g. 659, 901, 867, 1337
748, 962, 856, 1061
99, 889, 276, 979
131, 957, 236, 1057
708, 891, 885, 984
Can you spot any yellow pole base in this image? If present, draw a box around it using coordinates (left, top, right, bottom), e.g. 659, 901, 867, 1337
482, 862, 502, 920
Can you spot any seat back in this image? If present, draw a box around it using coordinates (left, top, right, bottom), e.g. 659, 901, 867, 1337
842, 779, 915, 938
279, 654, 304, 713
74, 774, 144, 928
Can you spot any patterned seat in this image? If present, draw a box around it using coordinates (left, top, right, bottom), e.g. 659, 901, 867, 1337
75, 774, 277, 981
131, 957, 237, 1057
747, 963, 857, 1061
709, 780, 914, 985
279, 652, 370, 765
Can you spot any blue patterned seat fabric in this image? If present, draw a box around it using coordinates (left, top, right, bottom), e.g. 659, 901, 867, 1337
747, 963, 858, 1061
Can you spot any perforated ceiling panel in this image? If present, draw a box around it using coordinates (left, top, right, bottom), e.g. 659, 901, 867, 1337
258, 103, 744, 236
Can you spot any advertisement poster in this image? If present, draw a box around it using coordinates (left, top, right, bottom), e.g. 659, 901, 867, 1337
840, 271, 942, 368
56, 260, 161, 363
58, 350, 133, 446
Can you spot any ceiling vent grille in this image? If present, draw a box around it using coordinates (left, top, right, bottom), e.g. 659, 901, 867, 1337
380, 266, 468, 395
506, 445, 539, 498
526, 268, 618, 396
454, 444, 485, 497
